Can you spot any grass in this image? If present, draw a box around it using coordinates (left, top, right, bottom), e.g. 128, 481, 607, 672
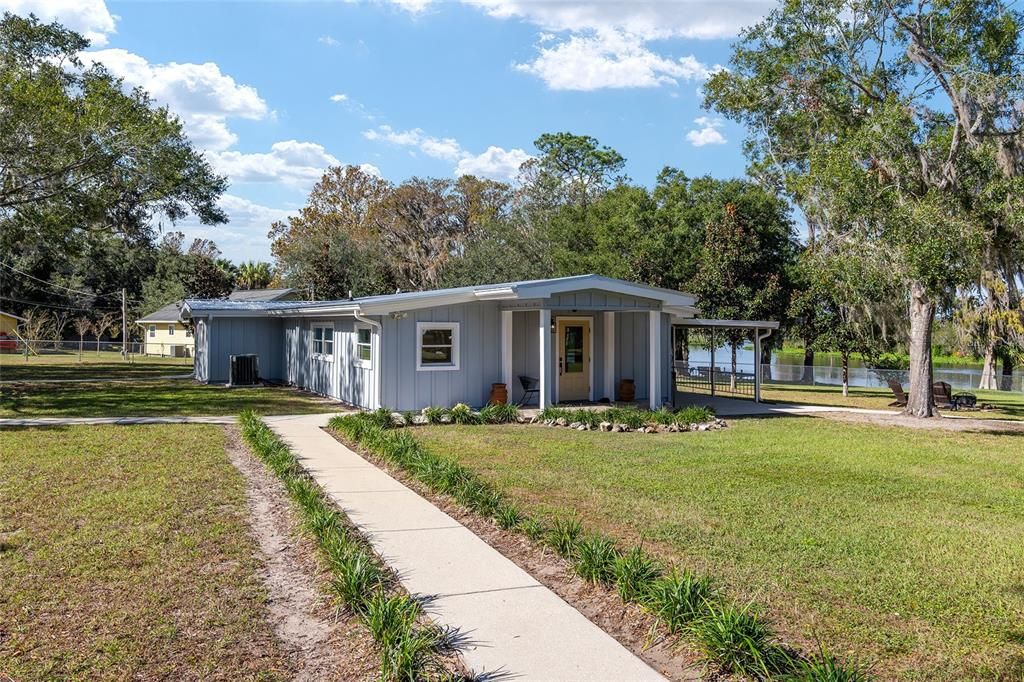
0, 379, 334, 417
0, 350, 193, 381
0, 424, 289, 679
413, 420, 1024, 679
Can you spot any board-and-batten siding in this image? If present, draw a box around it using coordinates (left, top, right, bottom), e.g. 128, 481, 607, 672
379, 301, 502, 411
205, 317, 284, 383
283, 317, 375, 407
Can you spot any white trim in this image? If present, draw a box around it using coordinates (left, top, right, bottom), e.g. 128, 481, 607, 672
354, 323, 373, 369
554, 316, 593, 403
603, 311, 615, 401
311, 321, 335, 361
416, 321, 460, 371
672, 318, 780, 329
353, 312, 382, 409
501, 310, 513, 389
649, 311, 661, 409
538, 309, 551, 409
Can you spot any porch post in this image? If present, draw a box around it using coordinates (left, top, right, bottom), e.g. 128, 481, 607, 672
754, 327, 762, 403
539, 308, 551, 409
603, 311, 615, 401
501, 310, 513, 391
648, 311, 662, 410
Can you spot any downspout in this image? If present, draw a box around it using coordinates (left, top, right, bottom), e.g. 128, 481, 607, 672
755, 328, 773, 403
353, 310, 383, 410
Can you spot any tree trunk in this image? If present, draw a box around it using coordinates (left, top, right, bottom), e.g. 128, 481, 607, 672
679, 328, 689, 372
1000, 356, 1015, 392
730, 342, 737, 391
842, 353, 849, 397
978, 338, 998, 390
802, 347, 814, 384
905, 282, 937, 418
79, 338, 83, 362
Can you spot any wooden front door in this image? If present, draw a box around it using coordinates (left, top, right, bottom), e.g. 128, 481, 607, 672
557, 318, 590, 402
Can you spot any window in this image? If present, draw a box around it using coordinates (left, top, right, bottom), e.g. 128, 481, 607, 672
311, 323, 334, 359
168, 324, 175, 336
185, 327, 193, 338
355, 326, 372, 368
148, 325, 155, 338
416, 322, 459, 371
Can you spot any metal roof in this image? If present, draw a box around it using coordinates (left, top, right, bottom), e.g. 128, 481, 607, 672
227, 288, 296, 301
0, 309, 26, 322
136, 302, 186, 323
183, 274, 699, 318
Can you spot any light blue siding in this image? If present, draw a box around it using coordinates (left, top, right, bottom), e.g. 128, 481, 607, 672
204, 316, 284, 383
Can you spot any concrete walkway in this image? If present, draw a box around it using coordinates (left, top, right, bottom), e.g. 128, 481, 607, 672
264, 414, 668, 682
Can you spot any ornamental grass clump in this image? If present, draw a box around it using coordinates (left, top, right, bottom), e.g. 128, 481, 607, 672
788, 644, 870, 681
568, 409, 603, 428
495, 503, 523, 530
538, 406, 572, 421
643, 568, 716, 634
675, 405, 715, 425
448, 402, 480, 425
546, 515, 583, 558
605, 406, 647, 430
691, 601, 789, 679
612, 546, 662, 603
422, 405, 448, 424
573, 534, 620, 584
480, 402, 520, 424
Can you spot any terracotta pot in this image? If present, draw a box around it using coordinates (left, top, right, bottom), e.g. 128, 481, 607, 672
489, 382, 508, 405
618, 379, 635, 402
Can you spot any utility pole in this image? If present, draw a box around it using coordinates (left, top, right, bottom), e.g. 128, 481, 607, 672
121, 288, 128, 361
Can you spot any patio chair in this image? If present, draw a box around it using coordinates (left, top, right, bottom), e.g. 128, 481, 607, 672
517, 375, 540, 406
886, 378, 908, 407
932, 381, 954, 409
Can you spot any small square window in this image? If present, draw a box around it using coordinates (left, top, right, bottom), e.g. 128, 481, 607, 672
168, 324, 175, 336
355, 326, 372, 367
311, 324, 333, 359
416, 322, 459, 371
148, 325, 155, 338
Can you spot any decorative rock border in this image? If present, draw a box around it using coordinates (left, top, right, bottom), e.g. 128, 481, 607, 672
533, 416, 727, 433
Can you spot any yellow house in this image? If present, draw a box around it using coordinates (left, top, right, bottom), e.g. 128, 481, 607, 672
136, 302, 193, 357
0, 309, 25, 336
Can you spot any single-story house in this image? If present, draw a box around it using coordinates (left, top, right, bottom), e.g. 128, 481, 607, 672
137, 289, 301, 357
182, 274, 777, 411
0, 309, 25, 352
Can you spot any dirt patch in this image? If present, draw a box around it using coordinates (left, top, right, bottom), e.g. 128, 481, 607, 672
817, 409, 1024, 433
326, 428, 704, 682
224, 425, 378, 682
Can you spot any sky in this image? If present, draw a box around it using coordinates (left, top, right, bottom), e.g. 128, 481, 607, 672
3, 0, 778, 263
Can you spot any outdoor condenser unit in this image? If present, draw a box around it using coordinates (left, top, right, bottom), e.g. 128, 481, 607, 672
229, 354, 260, 386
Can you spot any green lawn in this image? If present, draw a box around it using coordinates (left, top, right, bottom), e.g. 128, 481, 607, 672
415, 420, 1024, 679
0, 379, 334, 417
0, 350, 193, 381
0, 424, 290, 679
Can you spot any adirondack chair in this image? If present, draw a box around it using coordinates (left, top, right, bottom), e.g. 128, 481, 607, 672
932, 381, 955, 409
886, 378, 908, 407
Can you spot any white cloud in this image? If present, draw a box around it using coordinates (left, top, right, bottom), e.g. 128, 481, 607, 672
329, 93, 349, 102
83, 48, 269, 151
390, 0, 433, 13
208, 140, 340, 187
686, 116, 727, 146
455, 146, 532, 182
175, 194, 291, 262
364, 125, 530, 181
318, 34, 340, 46
1, 0, 117, 45
514, 29, 719, 91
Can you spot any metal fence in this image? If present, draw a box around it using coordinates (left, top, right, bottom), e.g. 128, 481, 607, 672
1, 339, 194, 360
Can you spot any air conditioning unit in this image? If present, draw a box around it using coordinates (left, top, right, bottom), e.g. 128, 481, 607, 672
229, 354, 260, 386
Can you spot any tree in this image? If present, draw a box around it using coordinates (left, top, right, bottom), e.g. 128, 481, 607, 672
237, 261, 273, 290
689, 204, 790, 388
706, 0, 1024, 417
524, 132, 626, 213
73, 316, 92, 361
93, 312, 118, 354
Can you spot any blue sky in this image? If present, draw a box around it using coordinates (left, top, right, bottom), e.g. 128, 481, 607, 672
5, 0, 777, 262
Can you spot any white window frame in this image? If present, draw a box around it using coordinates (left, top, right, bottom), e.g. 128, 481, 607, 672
148, 324, 156, 338
311, 322, 335, 361
168, 324, 175, 336
354, 324, 373, 369
185, 326, 193, 338
416, 321, 460, 371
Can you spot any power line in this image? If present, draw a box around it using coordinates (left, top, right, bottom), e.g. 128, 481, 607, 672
0, 295, 121, 312
0, 259, 125, 299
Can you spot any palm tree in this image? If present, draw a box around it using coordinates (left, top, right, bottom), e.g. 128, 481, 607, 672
237, 261, 273, 290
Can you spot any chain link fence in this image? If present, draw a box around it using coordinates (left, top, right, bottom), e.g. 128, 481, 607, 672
1, 338, 194, 360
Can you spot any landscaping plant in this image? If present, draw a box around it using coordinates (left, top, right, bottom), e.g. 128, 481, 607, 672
573, 534, 620, 584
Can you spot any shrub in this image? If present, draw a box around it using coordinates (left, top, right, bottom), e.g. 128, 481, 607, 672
519, 517, 546, 541
480, 402, 520, 424
329, 551, 385, 611
675, 405, 714, 424
367, 407, 396, 429
568, 409, 603, 428
691, 601, 787, 679
546, 515, 583, 557
495, 503, 523, 530
612, 547, 662, 602
644, 569, 716, 633
573, 534, 620, 584
650, 407, 678, 426
538, 406, 572, 421
365, 590, 421, 645
605, 406, 647, 429
785, 644, 870, 681
380, 622, 444, 682
422, 405, 448, 424
456, 479, 503, 516
449, 402, 481, 425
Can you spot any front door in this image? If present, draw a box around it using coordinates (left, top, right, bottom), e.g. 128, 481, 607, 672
557, 318, 590, 402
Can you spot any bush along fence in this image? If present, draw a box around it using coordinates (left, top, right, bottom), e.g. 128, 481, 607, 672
238, 411, 464, 682
330, 411, 869, 681
383, 402, 723, 434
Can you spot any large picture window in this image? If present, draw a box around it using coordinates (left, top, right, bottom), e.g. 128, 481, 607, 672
311, 323, 334, 359
416, 322, 459, 371
355, 326, 372, 368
